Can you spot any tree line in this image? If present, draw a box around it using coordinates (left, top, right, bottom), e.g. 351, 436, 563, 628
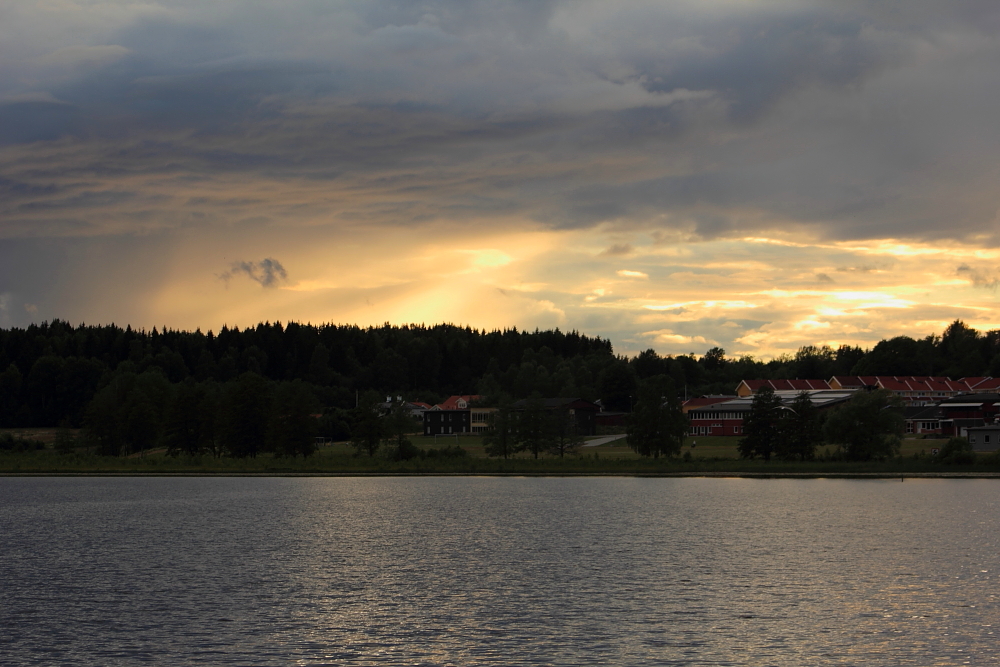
79, 366, 328, 458
0, 318, 997, 434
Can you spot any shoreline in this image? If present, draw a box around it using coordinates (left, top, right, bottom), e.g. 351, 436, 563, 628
5, 471, 1000, 478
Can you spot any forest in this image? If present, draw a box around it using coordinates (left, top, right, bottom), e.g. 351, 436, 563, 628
0, 319, 998, 458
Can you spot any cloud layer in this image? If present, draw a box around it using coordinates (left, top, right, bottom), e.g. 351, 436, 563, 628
2, 1, 1000, 357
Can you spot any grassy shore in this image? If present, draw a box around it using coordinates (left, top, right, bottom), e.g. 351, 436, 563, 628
2, 430, 999, 476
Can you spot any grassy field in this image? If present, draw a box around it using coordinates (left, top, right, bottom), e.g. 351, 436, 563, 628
2, 429, 997, 476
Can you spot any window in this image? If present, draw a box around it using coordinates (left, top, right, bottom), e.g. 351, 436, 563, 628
970, 435, 976, 443
986, 435, 991, 444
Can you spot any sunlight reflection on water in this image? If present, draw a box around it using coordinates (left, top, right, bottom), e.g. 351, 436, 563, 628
1, 477, 997, 665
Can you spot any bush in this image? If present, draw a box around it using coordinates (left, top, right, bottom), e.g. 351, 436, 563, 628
54, 429, 77, 455
937, 437, 976, 465
0, 433, 45, 452
394, 439, 421, 461
422, 445, 468, 460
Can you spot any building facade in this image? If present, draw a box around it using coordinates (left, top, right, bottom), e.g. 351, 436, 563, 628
423, 409, 471, 435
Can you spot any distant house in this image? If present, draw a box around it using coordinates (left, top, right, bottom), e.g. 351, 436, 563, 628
827, 376, 967, 404
510, 398, 600, 436
873, 377, 968, 405
687, 389, 856, 437
379, 397, 433, 422
937, 394, 1000, 437
424, 409, 471, 436
433, 395, 481, 410
965, 426, 1000, 451
904, 405, 944, 436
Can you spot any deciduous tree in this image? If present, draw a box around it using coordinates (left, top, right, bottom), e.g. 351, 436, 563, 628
627, 375, 686, 458
517, 395, 553, 459
823, 389, 904, 461
350, 390, 385, 457
483, 404, 517, 459
548, 405, 585, 458
775, 392, 823, 462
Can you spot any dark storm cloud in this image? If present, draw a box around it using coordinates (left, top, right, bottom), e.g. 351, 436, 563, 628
621, 7, 899, 120
3, 1, 1000, 244
220, 258, 288, 288
600, 243, 633, 257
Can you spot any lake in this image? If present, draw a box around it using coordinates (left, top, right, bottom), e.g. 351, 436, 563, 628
1, 477, 997, 665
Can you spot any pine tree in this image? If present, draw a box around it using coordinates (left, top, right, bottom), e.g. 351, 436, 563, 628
738, 386, 783, 461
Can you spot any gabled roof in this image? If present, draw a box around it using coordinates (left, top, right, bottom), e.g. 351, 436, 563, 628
435, 395, 481, 410
876, 378, 911, 391
738, 379, 831, 393
964, 377, 1000, 391
834, 376, 966, 394
830, 376, 879, 388
683, 396, 736, 409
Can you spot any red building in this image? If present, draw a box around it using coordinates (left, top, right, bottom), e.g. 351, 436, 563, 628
686, 390, 857, 437
937, 394, 1000, 437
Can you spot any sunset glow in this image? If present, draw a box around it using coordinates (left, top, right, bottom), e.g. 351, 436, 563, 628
2, 1, 1000, 358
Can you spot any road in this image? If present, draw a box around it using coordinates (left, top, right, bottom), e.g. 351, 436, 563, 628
582, 434, 626, 447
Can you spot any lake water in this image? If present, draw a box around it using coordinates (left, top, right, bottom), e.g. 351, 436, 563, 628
1, 477, 998, 666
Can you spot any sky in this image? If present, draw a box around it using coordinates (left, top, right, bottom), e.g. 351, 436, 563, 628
2, 1, 1000, 359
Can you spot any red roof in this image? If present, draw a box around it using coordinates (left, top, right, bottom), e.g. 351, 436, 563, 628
835, 376, 964, 392
683, 397, 734, 409
435, 395, 481, 410
967, 378, 1000, 391
877, 379, 910, 391
831, 376, 873, 388
742, 379, 831, 392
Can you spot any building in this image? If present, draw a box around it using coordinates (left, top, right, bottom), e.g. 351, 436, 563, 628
510, 398, 600, 436
937, 394, 1000, 437
965, 426, 1000, 451
422, 395, 485, 435
874, 378, 968, 405
904, 405, 944, 436
828, 376, 968, 404
686, 389, 857, 436
470, 407, 497, 434
737, 376, 973, 405
423, 409, 471, 435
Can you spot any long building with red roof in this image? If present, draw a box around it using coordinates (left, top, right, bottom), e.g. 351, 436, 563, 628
735, 379, 831, 396
738, 375, 978, 405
